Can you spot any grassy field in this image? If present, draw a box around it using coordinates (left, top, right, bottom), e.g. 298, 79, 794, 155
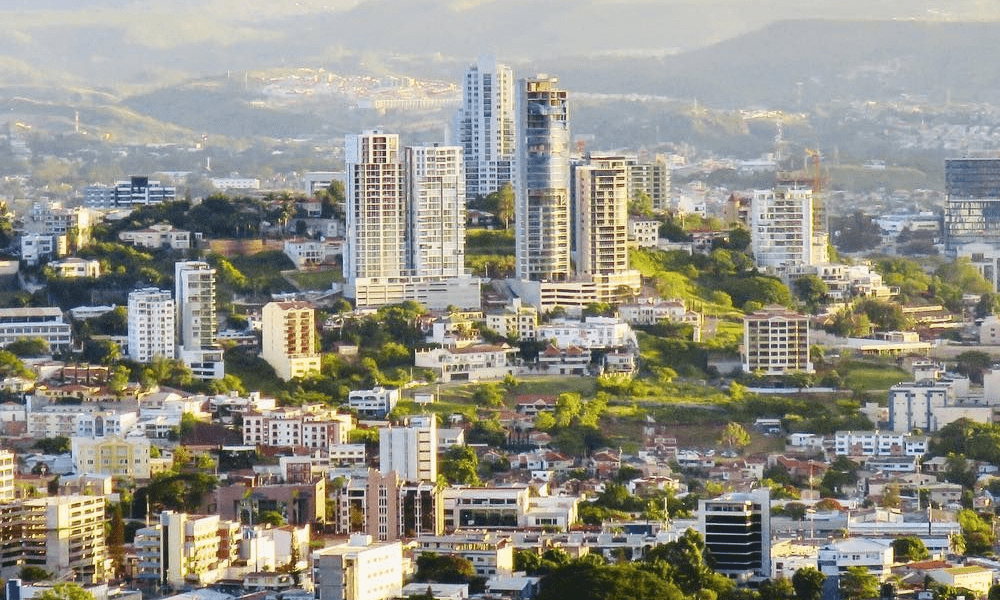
285, 268, 342, 291
466, 229, 514, 255
841, 361, 909, 393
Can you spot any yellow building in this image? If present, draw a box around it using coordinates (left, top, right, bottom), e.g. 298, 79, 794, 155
261, 301, 321, 381
71, 434, 152, 479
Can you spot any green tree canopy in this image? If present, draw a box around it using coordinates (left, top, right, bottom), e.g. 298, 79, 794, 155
891, 536, 929, 563
36, 583, 95, 600
791, 566, 826, 600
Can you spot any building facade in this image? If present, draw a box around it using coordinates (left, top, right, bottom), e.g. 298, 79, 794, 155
312, 535, 403, 600
742, 306, 812, 374
515, 76, 571, 282
175, 261, 224, 379
574, 155, 631, 279
944, 158, 1000, 251
698, 489, 771, 580
751, 187, 828, 271
454, 56, 516, 200
261, 301, 321, 381
83, 176, 176, 209
128, 287, 176, 362
406, 145, 466, 278
0, 307, 72, 352
380, 415, 438, 483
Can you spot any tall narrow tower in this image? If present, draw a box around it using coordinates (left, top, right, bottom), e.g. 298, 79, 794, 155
406, 145, 466, 278
174, 260, 224, 379
454, 56, 516, 200
344, 131, 408, 285
515, 76, 571, 282
575, 155, 630, 278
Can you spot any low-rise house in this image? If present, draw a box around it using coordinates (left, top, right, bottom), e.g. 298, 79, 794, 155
119, 223, 191, 250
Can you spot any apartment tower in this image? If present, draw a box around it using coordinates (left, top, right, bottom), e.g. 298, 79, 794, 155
405, 144, 466, 278
515, 76, 571, 282
574, 155, 630, 278
127, 287, 175, 362
454, 56, 516, 200
174, 261, 224, 379
260, 300, 321, 381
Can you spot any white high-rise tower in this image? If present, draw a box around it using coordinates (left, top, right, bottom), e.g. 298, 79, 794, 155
574, 155, 631, 278
406, 144, 466, 278
454, 56, 516, 200
174, 260, 224, 379
127, 288, 175, 363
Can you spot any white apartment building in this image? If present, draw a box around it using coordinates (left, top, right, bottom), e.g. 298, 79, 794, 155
210, 177, 260, 190
128, 287, 176, 362
535, 316, 637, 350
817, 539, 893, 580
283, 238, 340, 269
119, 223, 192, 250
75, 411, 137, 437
619, 298, 701, 327
454, 56, 516, 199
415, 532, 514, 578
742, 306, 812, 374
347, 386, 400, 419
629, 219, 660, 248
515, 76, 571, 282
20, 233, 64, 266
28, 404, 100, 438
888, 378, 991, 432
751, 187, 828, 271
407, 144, 466, 277
833, 431, 928, 457
260, 301, 321, 381
135, 511, 241, 587
84, 176, 176, 209
175, 261, 224, 379
380, 415, 437, 482
0, 307, 72, 352
344, 131, 408, 286
242, 406, 352, 448
48, 257, 100, 278
414, 343, 517, 383
313, 535, 403, 600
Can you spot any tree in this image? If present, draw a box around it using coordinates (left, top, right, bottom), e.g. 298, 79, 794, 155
259, 510, 286, 526
108, 503, 126, 579
882, 483, 901, 509
440, 446, 481, 486
891, 536, 929, 563
415, 552, 476, 584
36, 583, 95, 600
719, 422, 751, 450
538, 561, 684, 600
493, 182, 515, 228
758, 577, 795, 600
839, 566, 878, 600
19, 566, 52, 582
793, 275, 828, 311
955, 350, 993, 384
791, 566, 826, 600
34, 436, 71, 454
6, 336, 49, 357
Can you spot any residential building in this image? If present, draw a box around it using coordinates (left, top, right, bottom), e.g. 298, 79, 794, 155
944, 158, 1000, 251
415, 532, 513, 578
260, 301, 321, 381
128, 287, 176, 362
981, 314, 1000, 344
0, 307, 72, 352
515, 76, 571, 282
698, 489, 771, 580
454, 56, 516, 200
619, 298, 701, 328
71, 434, 152, 479
380, 415, 437, 482
242, 406, 353, 449
347, 387, 399, 419
535, 316, 637, 350
750, 187, 828, 271
118, 223, 192, 250
440, 486, 576, 531
537, 343, 591, 376
628, 219, 660, 248
0, 450, 13, 502
742, 306, 812, 374
134, 511, 240, 587
210, 177, 260, 190
312, 535, 403, 600
83, 176, 176, 209
834, 430, 928, 457
0, 495, 107, 583
48, 257, 100, 278
574, 155, 630, 278
627, 157, 671, 212
817, 538, 893, 580
20, 233, 64, 266
485, 298, 538, 341
406, 144, 466, 278
332, 469, 443, 541
414, 343, 517, 382
213, 478, 326, 526
75, 411, 138, 437
888, 378, 991, 432
175, 261, 224, 379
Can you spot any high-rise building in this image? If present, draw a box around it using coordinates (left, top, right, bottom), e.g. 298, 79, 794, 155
379, 415, 437, 483
574, 155, 630, 278
454, 56, 516, 200
627, 157, 671, 211
127, 287, 175, 362
312, 535, 403, 600
134, 511, 241, 588
0, 495, 107, 583
742, 306, 812, 375
343, 132, 480, 310
515, 76, 571, 282
750, 186, 828, 271
0, 450, 13, 502
174, 261, 224, 379
260, 301, 321, 381
405, 145, 466, 278
332, 469, 443, 542
698, 489, 771, 581
344, 131, 408, 285
944, 158, 1000, 250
